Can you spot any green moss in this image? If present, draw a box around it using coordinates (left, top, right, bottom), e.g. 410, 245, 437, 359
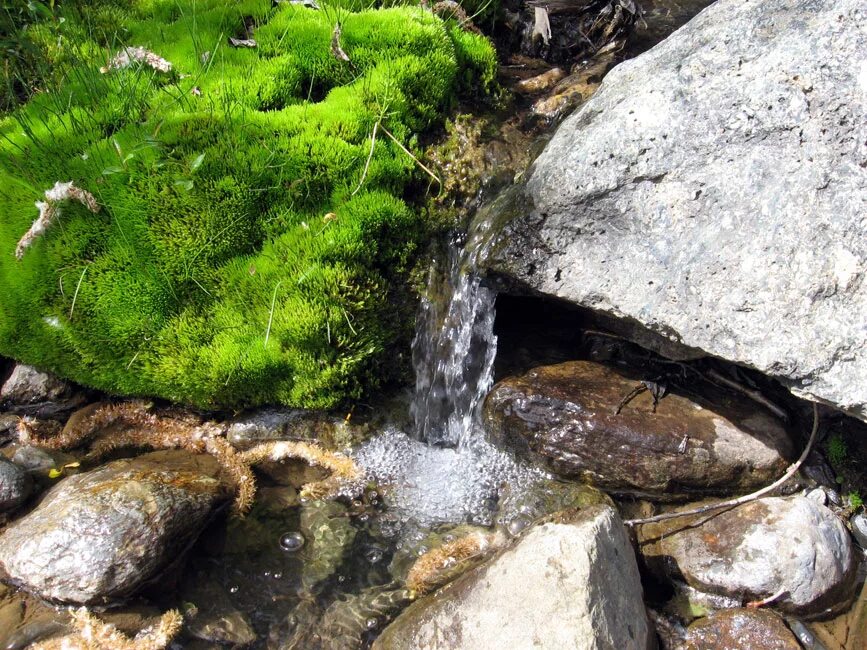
0, 0, 498, 409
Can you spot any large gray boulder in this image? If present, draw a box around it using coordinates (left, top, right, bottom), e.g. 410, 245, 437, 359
0, 450, 231, 605
483, 0, 867, 419
373, 505, 652, 650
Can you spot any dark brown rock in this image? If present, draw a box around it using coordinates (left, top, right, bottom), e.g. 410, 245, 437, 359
0, 450, 232, 605
484, 361, 793, 496
681, 609, 801, 650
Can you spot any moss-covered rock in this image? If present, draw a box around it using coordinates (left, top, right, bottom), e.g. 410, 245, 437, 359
0, 0, 496, 408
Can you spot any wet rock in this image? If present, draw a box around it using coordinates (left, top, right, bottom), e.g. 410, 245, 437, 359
484, 361, 793, 496
0, 364, 85, 416
851, 511, 867, 549
681, 609, 802, 650
373, 505, 651, 650
9, 445, 80, 485
184, 578, 257, 647
514, 67, 566, 94
495, 477, 612, 535
298, 499, 356, 594
640, 496, 858, 619
531, 54, 614, 120
806, 577, 867, 650
0, 450, 231, 605
0, 413, 18, 445
0, 456, 31, 512
226, 407, 365, 451
484, 0, 867, 422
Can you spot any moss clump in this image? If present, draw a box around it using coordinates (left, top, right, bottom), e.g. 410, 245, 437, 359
0, 0, 497, 408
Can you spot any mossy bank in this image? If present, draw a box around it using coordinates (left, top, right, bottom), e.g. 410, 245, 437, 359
0, 0, 497, 409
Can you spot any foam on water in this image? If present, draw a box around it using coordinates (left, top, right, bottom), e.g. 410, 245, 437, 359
353, 428, 544, 533
353, 219, 546, 536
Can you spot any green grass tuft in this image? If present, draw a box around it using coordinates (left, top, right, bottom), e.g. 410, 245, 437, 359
0, 0, 498, 409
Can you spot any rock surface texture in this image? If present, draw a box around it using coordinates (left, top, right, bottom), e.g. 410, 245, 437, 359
0, 456, 31, 513
640, 496, 858, 618
484, 0, 867, 419
0, 450, 230, 604
484, 361, 792, 496
0, 364, 84, 416
680, 609, 802, 650
373, 505, 651, 650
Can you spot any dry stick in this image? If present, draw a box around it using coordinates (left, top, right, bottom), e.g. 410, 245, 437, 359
352, 121, 379, 196
380, 125, 441, 188
625, 403, 819, 527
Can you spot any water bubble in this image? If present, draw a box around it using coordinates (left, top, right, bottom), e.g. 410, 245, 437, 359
337, 574, 346, 583
366, 618, 378, 630
364, 546, 384, 564
506, 515, 531, 537
279, 531, 305, 552
273, 572, 283, 580
229, 585, 239, 594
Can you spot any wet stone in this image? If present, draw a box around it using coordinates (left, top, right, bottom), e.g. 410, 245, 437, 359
850, 512, 867, 549
484, 361, 793, 497
184, 577, 258, 647
0, 450, 232, 605
374, 506, 651, 650
0, 364, 85, 416
639, 496, 859, 619
0, 456, 31, 513
681, 609, 802, 650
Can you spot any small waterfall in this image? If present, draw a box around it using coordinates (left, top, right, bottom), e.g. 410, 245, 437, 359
353, 188, 543, 533
410, 235, 498, 448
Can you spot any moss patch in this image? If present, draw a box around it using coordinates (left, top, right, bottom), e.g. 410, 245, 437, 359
0, 0, 497, 408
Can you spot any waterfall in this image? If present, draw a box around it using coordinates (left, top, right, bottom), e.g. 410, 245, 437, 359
410, 235, 498, 449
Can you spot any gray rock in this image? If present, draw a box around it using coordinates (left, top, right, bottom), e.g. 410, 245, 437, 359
484, 361, 793, 497
373, 505, 652, 650
0, 450, 231, 605
0, 364, 85, 416
483, 0, 867, 420
0, 456, 31, 513
640, 496, 858, 618
850, 512, 867, 549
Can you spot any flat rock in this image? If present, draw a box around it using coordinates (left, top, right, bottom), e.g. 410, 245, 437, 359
681, 609, 802, 650
0, 450, 231, 605
373, 505, 652, 650
0, 456, 31, 513
0, 364, 85, 416
640, 496, 859, 619
484, 361, 793, 496
482, 0, 867, 420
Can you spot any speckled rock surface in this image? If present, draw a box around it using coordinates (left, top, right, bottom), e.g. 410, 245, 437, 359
0, 450, 231, 605
484, 361, 793, 496
640, 496, 858, 619
0, 364, 85, 416
373, 505, 651, 650
680, 609, 802, 650
483, 0, 867, 420
0, 456, 31, 513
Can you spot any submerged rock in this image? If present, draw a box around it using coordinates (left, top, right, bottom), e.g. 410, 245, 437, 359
681, 609, 802, 650
373, 505, 651, 650
0, 364, 85, 416
0, 450, 231, 605
298, 499, 357, 594
484, 361, 793, 496
0, 456, 31, 513
184, 577, 257, 647
640, 496, 858, 619
483, 0, 867, 421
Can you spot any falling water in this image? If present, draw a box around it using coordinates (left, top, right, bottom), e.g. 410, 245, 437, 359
410, 233, 498, 449
353, 189, 544, 532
